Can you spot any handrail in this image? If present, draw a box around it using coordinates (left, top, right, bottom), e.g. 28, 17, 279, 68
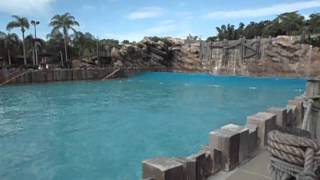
101, 68, 121, 80
0, 70, 30, 86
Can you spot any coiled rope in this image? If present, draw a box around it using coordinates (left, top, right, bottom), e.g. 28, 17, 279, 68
268, 130, 320, 180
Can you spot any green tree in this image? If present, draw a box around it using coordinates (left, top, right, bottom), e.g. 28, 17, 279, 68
243, 21, 269, 39
236, 23, 245, 38
122, 40, 130, 44
99, 39, 120, 48
49, 12, 79, 67
216, 24, 240, 40
307, 13, 320, 34
25, 34, 45, 65
276, 11, 304, 35
46, 30, 64, 51
206, 36, 217, 41
6, 15, 30, 65
187, 34, 199, 41
0, 31, 20, 65
72, 31, 96, 58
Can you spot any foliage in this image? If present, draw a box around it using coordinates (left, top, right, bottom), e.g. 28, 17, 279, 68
72, 31, 96, 57
99, 39, 120, 48
49, 12, 79, 67
306, 13, 320, 34
186, 34, 199, 41
121, 40, 130, 44
6, 15, 30, 65
206, 36, 217, 41
213, 11, 316, 41
148, 36, 172, 46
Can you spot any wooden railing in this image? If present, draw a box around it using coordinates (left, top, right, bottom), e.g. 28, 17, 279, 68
102, 68, 121, 80
0, 69, 30, 86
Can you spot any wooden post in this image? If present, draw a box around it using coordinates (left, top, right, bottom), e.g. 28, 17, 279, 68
59, 51, 64, 68
304, 79, 320, 139
305, 79, 320, 97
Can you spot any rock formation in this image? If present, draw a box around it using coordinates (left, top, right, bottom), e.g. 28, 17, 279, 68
112, 36, 320, 77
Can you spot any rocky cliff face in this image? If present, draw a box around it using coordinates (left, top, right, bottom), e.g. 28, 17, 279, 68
110, 38, 172, 69
111, 36, 320, 77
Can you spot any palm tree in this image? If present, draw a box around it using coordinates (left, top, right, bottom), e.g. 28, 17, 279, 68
6, 15, 30, 65
30, 20, 40, 65
49, 13, 79, 67
72, 31, 96, 58
0, 31, 20, 65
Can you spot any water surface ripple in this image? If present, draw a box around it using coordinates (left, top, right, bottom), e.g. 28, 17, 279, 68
0, 72, 305, 180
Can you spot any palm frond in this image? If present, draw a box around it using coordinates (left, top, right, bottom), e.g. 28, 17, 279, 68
51, 14, 61, 21
50, 27, 61, 35
6, 21, 20, 31
70, 27, 78, 34
11, 15, 20, 21
72, 20, 80, 27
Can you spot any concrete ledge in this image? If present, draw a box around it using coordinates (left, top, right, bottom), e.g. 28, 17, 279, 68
245, 124, 258, 156
187, 149, 213, 180
142, 157, 184, 180
267, 107, 287, 127
287, 105, 298, 127
221, 124, 249, 163
209, 128, 240, 171
288, 99, 304, 125
173, 158, 196, 180
141, 96, 306, 180
247, 112, 276, 147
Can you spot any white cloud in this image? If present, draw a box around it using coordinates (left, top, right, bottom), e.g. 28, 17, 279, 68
81, 4, 96, 11
205, 1, 320, 19
0, 0, 55, 16
144, 20, 176, 34
104, 21, 174, 41
128, 7, 164, 20
104, 20, 193, 41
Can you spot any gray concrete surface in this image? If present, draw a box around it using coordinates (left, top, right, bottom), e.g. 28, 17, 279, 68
208, 150, 271, 180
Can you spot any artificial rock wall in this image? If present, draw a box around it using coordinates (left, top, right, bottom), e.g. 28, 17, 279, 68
113, 36, 320, 77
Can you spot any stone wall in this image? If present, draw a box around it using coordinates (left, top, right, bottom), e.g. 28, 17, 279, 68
0, 68, 121, 85
0, 67, 174, 85
141, 96, 306, 180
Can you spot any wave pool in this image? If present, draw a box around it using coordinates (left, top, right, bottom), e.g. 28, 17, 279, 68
0, 72, 305, 180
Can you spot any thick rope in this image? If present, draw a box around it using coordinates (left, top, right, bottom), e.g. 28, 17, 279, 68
304, 148, 315, 172
268, 147, 304, 165
268, 141, 305, 158
268, 131, 319, 150
269, 156, 303, 178
268, 130, 320, 180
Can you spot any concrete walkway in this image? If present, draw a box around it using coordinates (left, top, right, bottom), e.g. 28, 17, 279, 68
208, 150, 271, 180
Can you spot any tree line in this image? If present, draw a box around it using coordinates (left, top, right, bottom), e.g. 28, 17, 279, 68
0, 13, 125, 68
207, 11, 320, 46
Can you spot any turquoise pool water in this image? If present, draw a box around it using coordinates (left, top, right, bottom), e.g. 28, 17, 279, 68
0, 72, 305, 180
